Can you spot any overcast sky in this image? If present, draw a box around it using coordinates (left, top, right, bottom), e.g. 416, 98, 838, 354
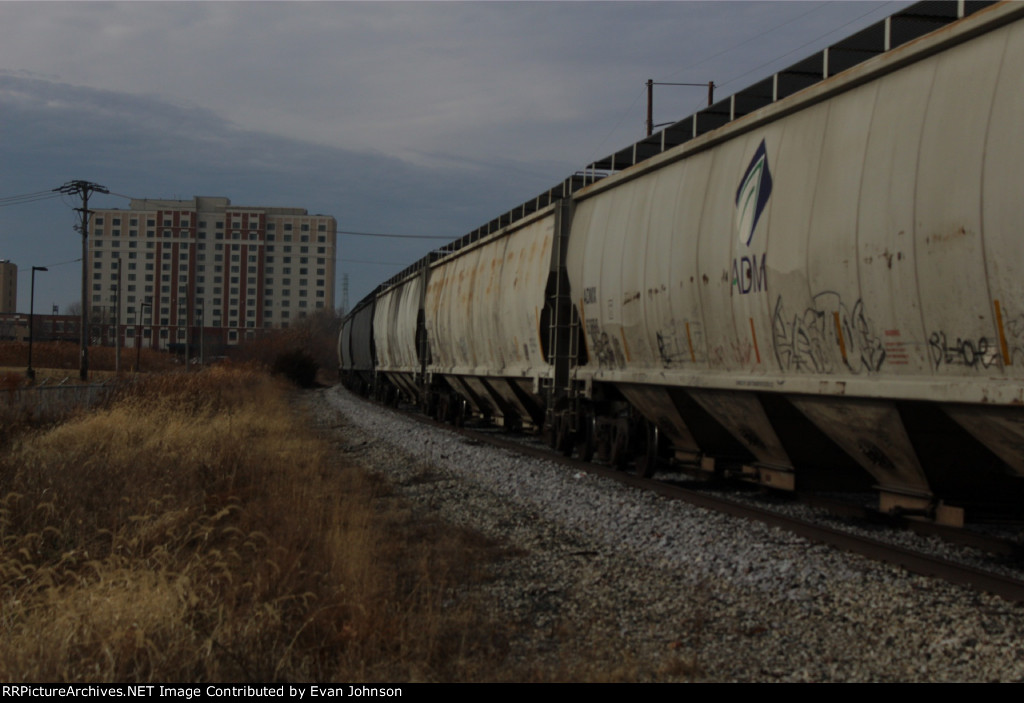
0, 0, 912, 314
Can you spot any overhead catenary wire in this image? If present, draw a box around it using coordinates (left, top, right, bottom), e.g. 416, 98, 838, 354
589, 0, 904, 160
713, 1, 905, 96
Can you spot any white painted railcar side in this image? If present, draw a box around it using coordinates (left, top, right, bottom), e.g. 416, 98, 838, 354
373, 270, 426, 402
423, 206, 559, 425
567, 2, 1024, 512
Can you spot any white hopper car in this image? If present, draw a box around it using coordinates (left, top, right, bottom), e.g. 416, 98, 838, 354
341, 1, 1024, 523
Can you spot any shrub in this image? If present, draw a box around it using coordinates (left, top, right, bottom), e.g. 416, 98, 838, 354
271, 349, 318, 387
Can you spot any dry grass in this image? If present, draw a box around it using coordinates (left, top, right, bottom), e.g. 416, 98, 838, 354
0, 367, 506, 682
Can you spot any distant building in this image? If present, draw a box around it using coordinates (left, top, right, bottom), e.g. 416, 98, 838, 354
0, 312, 80, 344
88, 196, 336, 350
0, 260, 16, 313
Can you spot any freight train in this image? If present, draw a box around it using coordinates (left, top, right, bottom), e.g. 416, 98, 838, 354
340, 0, 1024, 525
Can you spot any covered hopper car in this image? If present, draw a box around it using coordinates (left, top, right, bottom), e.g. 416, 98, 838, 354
340, 0, 1024, 524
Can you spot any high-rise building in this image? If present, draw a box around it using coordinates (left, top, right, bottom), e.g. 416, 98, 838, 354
88, 196, 336, 350
0, 260, 16, 314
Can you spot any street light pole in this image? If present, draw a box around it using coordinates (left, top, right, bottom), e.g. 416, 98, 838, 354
135, 299, 151, 372
113, 257, 122, 376
196, 300, 205, 367
27, 266, 48, 381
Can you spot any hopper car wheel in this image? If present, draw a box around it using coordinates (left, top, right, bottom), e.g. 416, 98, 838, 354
544, 422, 557, 449
544, 415, 559, 449
609, 419, 630, 470
575, 413, 596, 463
635, 423, 660, 479
556, 411, 574, 456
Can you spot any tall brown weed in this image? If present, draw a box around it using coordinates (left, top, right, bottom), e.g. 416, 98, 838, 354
0, 367, 498, 682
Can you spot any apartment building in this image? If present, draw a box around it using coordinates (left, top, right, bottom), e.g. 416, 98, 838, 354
88, 196, 336, 349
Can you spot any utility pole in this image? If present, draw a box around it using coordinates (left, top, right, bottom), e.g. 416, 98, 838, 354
54, 180, 109, 381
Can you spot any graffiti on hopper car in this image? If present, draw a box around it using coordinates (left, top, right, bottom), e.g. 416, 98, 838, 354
1003, 312, 1024, 366
927, 331, 999, 371
771, 293, 886, 374
655, 320, 706, 367
587, 319, 625, 370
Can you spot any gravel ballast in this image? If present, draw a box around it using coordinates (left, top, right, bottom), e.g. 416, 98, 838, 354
307, 386, 1024, 682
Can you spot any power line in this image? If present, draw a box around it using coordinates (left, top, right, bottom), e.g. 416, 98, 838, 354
16, 257, 82, 276
339, 229, 452, 240
0, 191, 63, 208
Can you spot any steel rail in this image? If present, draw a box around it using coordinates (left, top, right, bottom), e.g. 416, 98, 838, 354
388, 405, 1024, 605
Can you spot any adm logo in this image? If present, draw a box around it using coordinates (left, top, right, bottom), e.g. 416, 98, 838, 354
732, 139, 772, 295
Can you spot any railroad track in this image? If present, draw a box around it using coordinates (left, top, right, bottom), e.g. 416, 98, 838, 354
385, 400, 1024, 605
